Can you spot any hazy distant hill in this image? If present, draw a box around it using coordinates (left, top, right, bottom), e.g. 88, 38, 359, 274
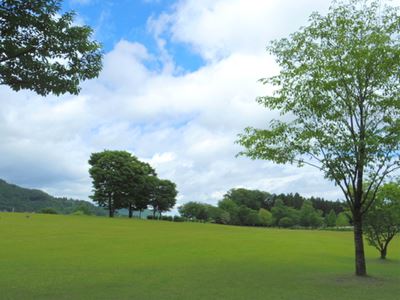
0, 179, 106, 215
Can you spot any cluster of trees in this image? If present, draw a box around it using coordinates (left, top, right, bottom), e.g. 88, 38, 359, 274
179, 188, 349, 228
88, 150, 178, 218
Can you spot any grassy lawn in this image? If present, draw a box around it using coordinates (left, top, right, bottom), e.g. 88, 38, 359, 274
0, 212, 399, 299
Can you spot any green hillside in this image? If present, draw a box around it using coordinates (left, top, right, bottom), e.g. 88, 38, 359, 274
0, 212, 399, 299
0, 179, 105, 215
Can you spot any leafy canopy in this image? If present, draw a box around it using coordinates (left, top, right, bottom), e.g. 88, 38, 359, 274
238, 0, 400, 216
0, 0, 102, 96
148, 177, 177, 216
364, 181, 400, 259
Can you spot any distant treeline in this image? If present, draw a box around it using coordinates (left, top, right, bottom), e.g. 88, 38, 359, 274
0, 179, 106, 215
179, 188, 349, 228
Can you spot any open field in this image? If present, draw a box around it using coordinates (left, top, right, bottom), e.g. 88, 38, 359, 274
0, 213, 399, 299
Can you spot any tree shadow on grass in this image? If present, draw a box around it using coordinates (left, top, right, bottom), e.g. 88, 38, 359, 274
333, 274, 386, 286
370, 257, 400, 265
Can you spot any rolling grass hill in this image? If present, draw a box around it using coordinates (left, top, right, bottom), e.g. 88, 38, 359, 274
0, 212, 399, 299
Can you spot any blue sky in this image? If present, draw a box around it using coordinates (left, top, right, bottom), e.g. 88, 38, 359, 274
62, 0, 204, 72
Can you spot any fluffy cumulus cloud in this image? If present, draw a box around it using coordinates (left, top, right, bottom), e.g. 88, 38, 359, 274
151, 0, 330, 62
1, 0, 359, 210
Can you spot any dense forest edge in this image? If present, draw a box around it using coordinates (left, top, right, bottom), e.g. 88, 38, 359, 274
176, 188, 349, 228
0, 178, 351, 229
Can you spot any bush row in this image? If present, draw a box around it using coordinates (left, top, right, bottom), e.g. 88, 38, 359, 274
147, 215, 185, 222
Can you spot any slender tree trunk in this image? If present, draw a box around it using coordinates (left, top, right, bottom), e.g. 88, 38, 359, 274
153, 209, 156, 218
380, 247, 387, 260
128, 204, 133, 218
353, 213, 367, 276
354, 98, 367, 276
139, 210, 142, 219
380, 235, 396, 259
108, 194, 114, 218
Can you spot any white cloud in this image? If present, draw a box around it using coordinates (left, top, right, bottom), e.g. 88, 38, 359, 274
150, 0, 331, 62
148, 152, 177, 166
1, 0, 363, 211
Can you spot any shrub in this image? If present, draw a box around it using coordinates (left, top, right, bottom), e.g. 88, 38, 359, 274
173, 216, 185, 222
325, 209, 337, 227
214, 210, 231, 225
73, 204, 92, 215
278, 217, 294, 228
336, 212, 351, 227
41, 207, 58, 214
258, 208, 273, 226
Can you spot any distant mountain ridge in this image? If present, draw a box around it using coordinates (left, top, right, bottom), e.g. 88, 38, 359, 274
0, 179, 106, 215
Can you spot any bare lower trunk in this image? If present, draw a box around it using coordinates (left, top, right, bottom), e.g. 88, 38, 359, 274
108, 195, 114, 218
353, 215, 367, 276
380, 247, 387, 260
353, 106, 367, 276
128, 204, 133, 218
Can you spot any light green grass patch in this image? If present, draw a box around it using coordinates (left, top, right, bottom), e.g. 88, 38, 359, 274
0, 213, 399, 299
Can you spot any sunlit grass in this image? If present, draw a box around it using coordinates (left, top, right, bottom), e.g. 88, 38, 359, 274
0, 212, 399, 299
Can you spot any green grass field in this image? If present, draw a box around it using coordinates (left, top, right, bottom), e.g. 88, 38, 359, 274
0, 213, 399, 299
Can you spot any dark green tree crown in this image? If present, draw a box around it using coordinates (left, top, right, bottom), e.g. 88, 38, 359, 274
0, 0, 102, 96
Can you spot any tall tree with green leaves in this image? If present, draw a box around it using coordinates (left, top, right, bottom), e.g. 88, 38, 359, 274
88, 151, 135, 217
178, 201, 209, 221
124, 160, 156, 219
364, 182, 400, 259
0, 0, 102, 96
325, 209, 337, 227
148, 178, 177, 218
299, 200, 323, 228
224, 188, 271, 210
238, 0, 400, 276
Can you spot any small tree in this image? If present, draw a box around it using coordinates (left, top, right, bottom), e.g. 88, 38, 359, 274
41, 207, 57, 214
271, 199, 299, 226
179, 201, 209, 221
124, 160, 156, 219
364, 182, 400, 259
238, 0, 400, 276
224, 188, 270, 210
237, 206, 260, 226
325, 209, 337, 227
278, 217, 294, 228
218, 198, 240, 225
149, 178, 177, 218
258, 208, 273, 226
299, 200, 323, 228
336, 212, 351, 227
209, 207, 231, 224
0, 0, 102, 96
73, 203, 92, 215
